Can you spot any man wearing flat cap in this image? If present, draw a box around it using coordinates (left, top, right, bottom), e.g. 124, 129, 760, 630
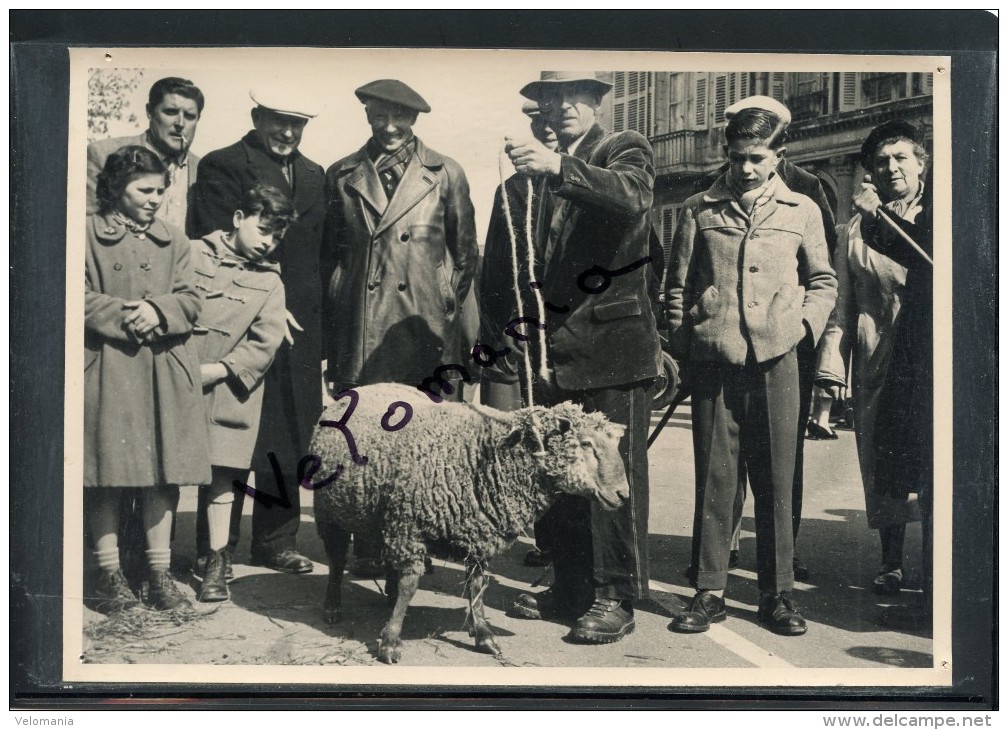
321, 79, 478, 576
502, 71, 661, 644
188, 87, 327, 576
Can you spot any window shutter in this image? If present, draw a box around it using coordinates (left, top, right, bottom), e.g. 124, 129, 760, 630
770, 72, 786, 102
714, 73, 728, 124
739, 72, 749, 100
661, 207, 677, 258
629, 71, 639, 96
613, 102, 625, 132
614, 72, 626, 98
839, 72, 858, 110
695, 76, 708, 128
924, 72, 933, 93
627, 101, 637, 135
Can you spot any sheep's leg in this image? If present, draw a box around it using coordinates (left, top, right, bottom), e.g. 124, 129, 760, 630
318, 521, 351, 624
378, 562, 421, 664
384, 566, 399, 608
465, 558, 502, 657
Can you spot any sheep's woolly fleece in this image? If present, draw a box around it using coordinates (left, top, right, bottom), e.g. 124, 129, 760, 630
310, 383, 615, 572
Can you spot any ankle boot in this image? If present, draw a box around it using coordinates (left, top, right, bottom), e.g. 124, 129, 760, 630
147, 569, 193, 612
198, 549, 231, 603
93, 569, 141, 615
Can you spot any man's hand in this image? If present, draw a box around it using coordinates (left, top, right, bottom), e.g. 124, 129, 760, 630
200, 362, 229, 387
284, 310, 303, 346
505, 136, 562, 177
852, 174, 883, 219
122, 300, 162, 339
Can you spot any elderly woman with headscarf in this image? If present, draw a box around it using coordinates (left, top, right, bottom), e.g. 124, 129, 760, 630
816, 120, 930, 597
849, 119, 934, 629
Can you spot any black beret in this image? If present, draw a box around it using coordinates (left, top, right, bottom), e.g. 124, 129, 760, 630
354, 79, 431, 113
860, 119, 922, 167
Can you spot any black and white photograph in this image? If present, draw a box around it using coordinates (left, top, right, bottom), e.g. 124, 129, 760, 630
58, 45, 958, 688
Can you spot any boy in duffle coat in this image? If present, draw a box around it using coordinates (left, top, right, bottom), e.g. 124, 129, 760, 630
665, 105, 837, 637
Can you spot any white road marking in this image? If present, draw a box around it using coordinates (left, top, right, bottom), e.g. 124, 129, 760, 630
648, 578, 796, 668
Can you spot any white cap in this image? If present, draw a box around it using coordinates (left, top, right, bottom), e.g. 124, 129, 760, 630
724, 95, 791, 126
249, 87, 318, 120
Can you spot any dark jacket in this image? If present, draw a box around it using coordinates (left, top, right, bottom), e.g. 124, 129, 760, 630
665, 174, 837, 366
321, 137, 479, 389
188, 131, 326, 468
85, 213, 210, 487
528, 123, 661, 391
694, 158, 838, 259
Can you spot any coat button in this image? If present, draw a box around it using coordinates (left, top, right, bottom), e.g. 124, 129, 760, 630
367, 282, 377, 291
113, 263, 123, 271
104, 227, 116, 235
749, 265, 759, 273
747, 301, 757, 308
400, 233, 410, 242
750, 233, 760, 239
397, 281, 407, 291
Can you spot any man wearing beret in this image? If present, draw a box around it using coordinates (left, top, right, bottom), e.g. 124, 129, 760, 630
503, 71, 660, 644
188, 88, 327, 576
688, 96, 838, 583
87, 76, 204, 234
321, 79, 479, 576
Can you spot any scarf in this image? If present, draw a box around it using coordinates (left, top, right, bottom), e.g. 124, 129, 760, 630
729, 171, 780, 219
369, 137, 416, 199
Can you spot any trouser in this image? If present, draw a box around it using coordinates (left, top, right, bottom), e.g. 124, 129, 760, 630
533, 378, 653, 601
691, 350, 799, 594
724, 337, 813, 552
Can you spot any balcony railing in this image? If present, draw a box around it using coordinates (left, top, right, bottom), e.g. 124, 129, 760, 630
651, 129, 710, 174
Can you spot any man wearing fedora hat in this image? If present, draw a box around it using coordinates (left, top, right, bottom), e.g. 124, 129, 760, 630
320, 79, 478, 577
188, 87, 327, 576
502, 71, 661, 644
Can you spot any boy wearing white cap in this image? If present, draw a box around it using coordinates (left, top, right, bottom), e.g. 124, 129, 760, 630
188, 87, 327, 576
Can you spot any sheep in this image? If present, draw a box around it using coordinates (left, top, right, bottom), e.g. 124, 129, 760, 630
309, 382, 629, 664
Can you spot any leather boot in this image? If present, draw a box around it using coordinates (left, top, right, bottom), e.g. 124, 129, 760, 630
147, 569, 193, 612
92, 569, 141, 615
198, 548, 230, 603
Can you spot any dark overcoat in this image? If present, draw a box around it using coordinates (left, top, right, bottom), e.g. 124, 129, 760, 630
862, 182, 934, 501
84, 213, 211, 487
188, 131, 326, 469
190, 233, 287, 469
533, 123, 661, 390
321, 137, 478, 389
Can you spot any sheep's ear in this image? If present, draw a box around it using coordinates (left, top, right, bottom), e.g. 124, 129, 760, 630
604, 422, 627, 442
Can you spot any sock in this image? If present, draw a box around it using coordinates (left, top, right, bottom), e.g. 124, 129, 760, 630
146, 548, 171, 574
95, 548, 120, 574
207, 483, 235, 552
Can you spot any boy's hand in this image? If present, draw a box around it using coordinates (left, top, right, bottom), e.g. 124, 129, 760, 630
200, 362, 229, 387
123, 300, 162, 339
284, 310, 303, 346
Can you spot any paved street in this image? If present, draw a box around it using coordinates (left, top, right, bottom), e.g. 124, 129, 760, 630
83, 398, 933, 672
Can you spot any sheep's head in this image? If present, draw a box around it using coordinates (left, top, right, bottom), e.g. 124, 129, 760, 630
507, 403, 629, 510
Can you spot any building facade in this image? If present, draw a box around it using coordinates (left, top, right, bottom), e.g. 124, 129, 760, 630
600, 71, 934, 266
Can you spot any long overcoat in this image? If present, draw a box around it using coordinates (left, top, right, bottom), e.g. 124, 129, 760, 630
815, 218, 907, 526
84, 213, 211, 487
190, 233, 287, 469
862, 182, 934, 501
322, 137, 478, 389
188, 131, 326, 469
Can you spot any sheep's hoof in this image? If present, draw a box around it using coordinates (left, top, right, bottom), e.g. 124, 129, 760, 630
475, 633, 502, 657
323, 604, 343, 624
378, 638, 402, 664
